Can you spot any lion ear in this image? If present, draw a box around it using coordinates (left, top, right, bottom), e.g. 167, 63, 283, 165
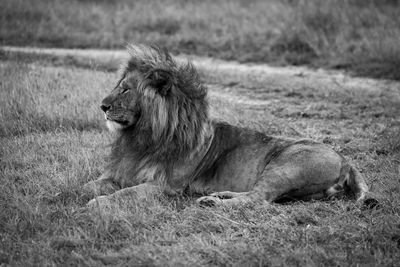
147, 69, 173, 96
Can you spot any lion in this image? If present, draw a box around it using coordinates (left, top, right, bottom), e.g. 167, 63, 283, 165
83, 44, 373, 208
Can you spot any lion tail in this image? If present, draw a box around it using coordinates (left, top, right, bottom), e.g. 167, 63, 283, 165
346, 165, 369, 202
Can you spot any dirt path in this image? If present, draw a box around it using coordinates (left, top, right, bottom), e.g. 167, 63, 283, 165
2, 46, 399, 95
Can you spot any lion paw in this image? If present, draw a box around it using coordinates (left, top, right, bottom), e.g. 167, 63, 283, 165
82, 179, 119, 198
196, 196, 223, 207
210, 191, 244, 199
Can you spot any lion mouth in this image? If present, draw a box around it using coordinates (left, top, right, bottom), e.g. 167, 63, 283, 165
104, 111, 141, 129
113, 119, 130, 125
106, 118, 130, 125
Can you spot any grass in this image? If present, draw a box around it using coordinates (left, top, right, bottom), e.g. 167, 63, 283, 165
0, 49, 400, 266
1, 0, 400, 79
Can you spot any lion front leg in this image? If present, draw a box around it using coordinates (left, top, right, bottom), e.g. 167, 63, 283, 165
82, 173, 120, 199
197, 191, 263, 207
87, 183, 160, 210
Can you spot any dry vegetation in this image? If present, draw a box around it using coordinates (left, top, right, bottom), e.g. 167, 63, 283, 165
1, 0, 400, 79
0, 49, 399, 265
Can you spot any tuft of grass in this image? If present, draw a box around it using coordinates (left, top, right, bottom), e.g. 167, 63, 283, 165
1, 0, 400, 79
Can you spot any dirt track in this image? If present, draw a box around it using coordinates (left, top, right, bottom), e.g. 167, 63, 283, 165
2, 46, 399, 96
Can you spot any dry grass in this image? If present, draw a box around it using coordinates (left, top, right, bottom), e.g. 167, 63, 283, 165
0, 50, 399, 266
1, 0, 400, 79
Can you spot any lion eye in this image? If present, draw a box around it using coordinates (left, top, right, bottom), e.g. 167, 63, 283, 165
120, 87, 129, 94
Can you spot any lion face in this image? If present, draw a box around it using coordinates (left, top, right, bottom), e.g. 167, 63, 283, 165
100, 44, 208, 143
101, 72, 141, 131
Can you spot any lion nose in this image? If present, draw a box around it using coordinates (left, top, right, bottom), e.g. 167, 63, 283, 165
100, 104, 111, 112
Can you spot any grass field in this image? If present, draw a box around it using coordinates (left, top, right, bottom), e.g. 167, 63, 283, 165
1, 0, 400, 79
0, 47, 399, 266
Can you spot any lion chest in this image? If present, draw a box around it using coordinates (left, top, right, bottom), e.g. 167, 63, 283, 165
166, 160, 202, 193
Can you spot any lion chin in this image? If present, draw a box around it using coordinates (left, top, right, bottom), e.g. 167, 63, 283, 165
83, 44, 377, 210
106, 120, 124, 132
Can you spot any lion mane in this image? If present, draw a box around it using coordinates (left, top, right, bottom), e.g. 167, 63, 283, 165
84, 44, 375, 208
103, 44, 210, 190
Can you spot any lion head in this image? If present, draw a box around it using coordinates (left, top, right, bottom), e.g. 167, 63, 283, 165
101, 44, 209, 166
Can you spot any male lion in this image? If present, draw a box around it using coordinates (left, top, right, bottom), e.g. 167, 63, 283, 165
84, 44, 372, 208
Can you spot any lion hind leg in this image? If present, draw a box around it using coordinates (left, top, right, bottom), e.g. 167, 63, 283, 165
334, 164, 369, 202
326, 164, 372, 202
325, 165, 348, 200
332, 164, 380, 208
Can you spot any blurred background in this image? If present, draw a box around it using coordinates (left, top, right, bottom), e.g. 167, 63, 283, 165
1, 0, 400, 80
